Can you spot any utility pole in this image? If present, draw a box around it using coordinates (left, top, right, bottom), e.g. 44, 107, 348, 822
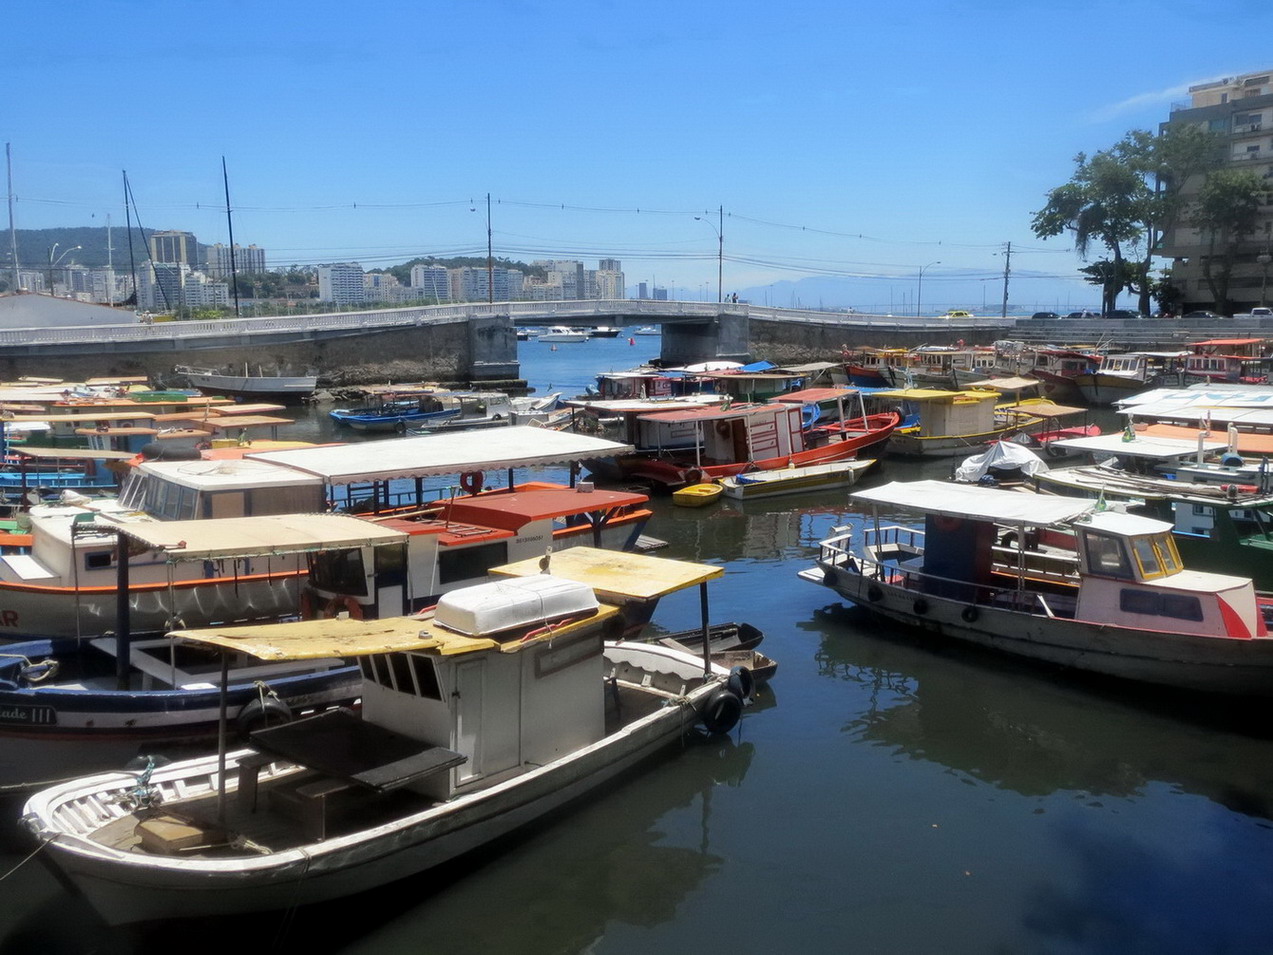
486, 193, 493, 304
1000, 241, 1012, 318
6, 144, 18, 293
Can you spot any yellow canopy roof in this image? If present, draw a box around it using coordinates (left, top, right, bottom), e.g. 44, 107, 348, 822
116, 512, 406, 560
872, 388, 997, 402
491, 546, 722, 599
168, 605, 619, 661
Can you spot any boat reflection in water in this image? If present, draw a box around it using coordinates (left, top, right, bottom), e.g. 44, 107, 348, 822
806, 601, 1273, 819
2, 736, 755, 952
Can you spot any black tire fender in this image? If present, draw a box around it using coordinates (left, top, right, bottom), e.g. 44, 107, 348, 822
726, 665, 754, 702
237, 696, 292, 739
913, 598, 930, 615
961, 605, 979, 623
700, 687, 743, 735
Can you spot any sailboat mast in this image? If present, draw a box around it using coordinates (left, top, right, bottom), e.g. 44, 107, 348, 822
223, 156, 240, 318
6, 144, 18, 293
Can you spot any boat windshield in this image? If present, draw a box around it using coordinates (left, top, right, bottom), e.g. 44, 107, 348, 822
1130, 533, 1182, 579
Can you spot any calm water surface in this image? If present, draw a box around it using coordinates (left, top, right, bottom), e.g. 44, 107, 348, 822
3, 334, 1273, 953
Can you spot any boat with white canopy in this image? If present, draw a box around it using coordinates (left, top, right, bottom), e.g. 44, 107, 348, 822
801, 479, 1273, 696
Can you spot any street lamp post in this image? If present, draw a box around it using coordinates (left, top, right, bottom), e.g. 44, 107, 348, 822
917, 260, 941, 317
694, 206, 723, 304
1259, 250, 1271, 307
46, 243, 81, 295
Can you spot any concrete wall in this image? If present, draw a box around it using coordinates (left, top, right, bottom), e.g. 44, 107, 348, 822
0, 319, 522, 387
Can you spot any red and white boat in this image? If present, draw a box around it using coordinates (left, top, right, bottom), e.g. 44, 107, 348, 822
587, 401, 883, 490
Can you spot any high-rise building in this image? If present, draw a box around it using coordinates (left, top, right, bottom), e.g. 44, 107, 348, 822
1157, 70, 1273, 313
410, 264, 451, 302
149, 231, 199, 268
317, 263, 366, 306
205, 243, 266, 278
449, 266, 523, 302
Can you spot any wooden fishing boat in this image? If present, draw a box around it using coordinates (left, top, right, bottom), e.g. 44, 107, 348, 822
720, 459, 876, 500
176, 365, 317, 405
801, 479, 1273, 696
672, 482, 723, 507
23, 553, 759, 924
873, 388, 1043, 458
588, 401, 880, 491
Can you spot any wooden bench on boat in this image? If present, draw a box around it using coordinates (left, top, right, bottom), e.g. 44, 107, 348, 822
239, 708, 466, 839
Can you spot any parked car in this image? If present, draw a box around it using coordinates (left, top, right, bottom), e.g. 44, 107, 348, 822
1250, 306, 1273, 317
942, 310, 974, 319
1108, 309, 1147, 320
1031, 311, 1060, 320
1064, 310, 1100, 319
1182, 310, 1225, 320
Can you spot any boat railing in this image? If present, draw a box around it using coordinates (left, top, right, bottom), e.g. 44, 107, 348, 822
824, 522, 1077, 617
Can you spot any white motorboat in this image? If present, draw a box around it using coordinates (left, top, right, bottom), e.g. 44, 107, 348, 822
538, 326, 589, 342
23, 552, 757, 924
801, 479, 1273, 696
176, 365, 317, 404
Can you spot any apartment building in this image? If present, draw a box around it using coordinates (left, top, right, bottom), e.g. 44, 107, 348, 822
317, 263, 366, 306
1158, 69, 1273, 312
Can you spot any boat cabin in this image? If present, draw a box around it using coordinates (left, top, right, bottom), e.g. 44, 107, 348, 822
1071, 511, 1265, 637
1186, 339, 1270, 383
306, 484, 653, 616
117, 458, 326, 520
873, 388, 1000, 438
634, 402, 806, 464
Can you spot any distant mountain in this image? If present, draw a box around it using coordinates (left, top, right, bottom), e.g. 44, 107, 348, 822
5, 226, 165, 272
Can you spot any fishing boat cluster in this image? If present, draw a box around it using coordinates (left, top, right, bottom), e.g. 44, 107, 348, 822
3, 328, 1273, 926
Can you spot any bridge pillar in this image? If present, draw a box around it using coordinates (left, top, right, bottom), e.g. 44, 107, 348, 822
465, 313, 519, 382
660, 311, 751, 365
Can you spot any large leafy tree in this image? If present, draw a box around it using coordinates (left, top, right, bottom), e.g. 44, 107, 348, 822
1117, 126, 1224, 314
1193, 169, 1266, 315
1032, 149, 1150, 315
1034, 126, 1224, 315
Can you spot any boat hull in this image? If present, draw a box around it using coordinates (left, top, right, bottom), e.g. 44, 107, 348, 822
0, 573, 302, 641
0, 645, 358, 795
182, 372, 317, 405
804, 562, 1273, 697
720, 460, 873, 499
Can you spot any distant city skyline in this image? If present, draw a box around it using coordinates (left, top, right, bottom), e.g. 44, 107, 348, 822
7, 2, 1271, 312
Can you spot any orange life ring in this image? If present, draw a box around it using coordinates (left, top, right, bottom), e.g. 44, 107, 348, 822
459, 471, 485, 495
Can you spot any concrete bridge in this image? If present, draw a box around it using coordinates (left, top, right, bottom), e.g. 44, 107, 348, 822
0, 297, 1267, 385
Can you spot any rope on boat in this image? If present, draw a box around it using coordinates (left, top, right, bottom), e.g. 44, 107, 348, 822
273, 847, 315, 948
0, 838, 47, 882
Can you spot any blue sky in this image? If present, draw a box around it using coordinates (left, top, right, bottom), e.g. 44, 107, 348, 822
8, 0, 1272, 312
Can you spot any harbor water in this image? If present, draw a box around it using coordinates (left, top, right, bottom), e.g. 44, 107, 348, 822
3, 332, 1273, 953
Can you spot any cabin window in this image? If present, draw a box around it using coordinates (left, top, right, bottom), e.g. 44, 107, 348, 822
308, 549, 368, 595
1081, 532, 1134, 579
410, 655, 443, 701
83, 550, 113, 571
388, 653, 416, 694
374, 543, 407, 574
439, 542, 509, 584
1119, 589, 1204, 622
1130, 537, 1162, 578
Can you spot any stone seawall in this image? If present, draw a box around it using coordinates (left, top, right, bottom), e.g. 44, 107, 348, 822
0, 316, 520, 387
746, 319, 982, 365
